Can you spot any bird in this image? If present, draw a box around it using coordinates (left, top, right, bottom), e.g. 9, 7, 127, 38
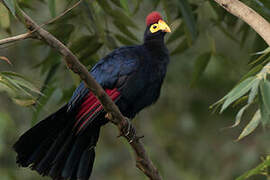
13, 11, 171, 180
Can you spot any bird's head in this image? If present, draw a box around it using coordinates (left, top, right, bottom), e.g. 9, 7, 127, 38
144, 11, 171, 42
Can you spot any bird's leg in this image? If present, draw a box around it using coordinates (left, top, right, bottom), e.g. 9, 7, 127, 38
105, 113, 140, 143
121, 118, 137, 143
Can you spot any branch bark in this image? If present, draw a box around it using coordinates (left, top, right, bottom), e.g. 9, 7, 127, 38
214, 0, 270, 47
0, 32, 32, 45
0, 2, 162, 180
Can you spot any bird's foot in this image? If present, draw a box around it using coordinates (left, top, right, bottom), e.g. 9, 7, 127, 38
118, 118, 139, 143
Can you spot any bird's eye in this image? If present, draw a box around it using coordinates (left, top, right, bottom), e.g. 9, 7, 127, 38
150, 23, 159, 33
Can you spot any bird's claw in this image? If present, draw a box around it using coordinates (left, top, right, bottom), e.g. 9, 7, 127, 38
118, 118, 137, 143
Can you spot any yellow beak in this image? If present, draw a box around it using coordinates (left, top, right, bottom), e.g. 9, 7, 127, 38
158, 19, 171, 33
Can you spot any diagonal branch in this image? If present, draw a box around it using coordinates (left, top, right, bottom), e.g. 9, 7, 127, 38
0, 1, 162, 180
214, 0, 270, 47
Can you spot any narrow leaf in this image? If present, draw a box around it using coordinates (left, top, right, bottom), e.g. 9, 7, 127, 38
110, 9, 138, 28
239, 64, 263, 82
259, 93, 270, 126
248, 78, 260, 104
178, 0, 197, 42
115, 33, 135, 45
236, 156, 270, 180
191, 52, 212, 86
259, 80, 270, 113
252, 47, 270, 55
3, 0, 15, 16
170, 38, 188, 55
113, 21, 139, 42
208, 0, 226, 20
120, 0, 129, 14
220, 77, 256, 113
0, 3, 10, 29
237, 110, 261, 140
13, 98, 36, 107
48, 0, 56, 17
233, 104, 250, 128
167, 22, 185, 44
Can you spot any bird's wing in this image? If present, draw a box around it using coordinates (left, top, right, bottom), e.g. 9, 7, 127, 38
67, 46, 139, 113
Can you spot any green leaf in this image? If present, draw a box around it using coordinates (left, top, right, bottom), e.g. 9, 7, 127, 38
259, 93, 270, 126
220, 77, 256, 113
239, 64, 263, 82
233, 104, 250, 128
166, 22, 185, 44
237, 109, 261, 140
208, 0, 226, 20
48, 0, 56, 17
252, 47, 270, 55
13, 98, 36, 107
120, 0, 129, 14
110, 9, 138, 28
0, 78, 17, 95
161, 0, 172, 23
259, 80, 270, 114
248, 78, 260, 104
32, 86, 55, 124
191, 52, 212, 86
170, 38, 188, 55
238, 23, 250, 47
70, 35, 103, 63
97, 0, 137, 28
3, 0, 15, 16
70, 35, 99, 53
114, 33, 135, 45
96, 0, 112, 14
178, 0, 197, 42
1, 75, 33, 98
213, 20, 239, 43
132, 0, 142, 14
0, 4, 10, 29
105, 34, 118, 50
50, 24, 74, 44
236, 156, 270, 180
110, 0, 122, 8
79, 44, 103, 64
113, 21, 139, 42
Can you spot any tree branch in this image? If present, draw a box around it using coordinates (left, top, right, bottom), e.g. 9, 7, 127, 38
214, 0, 270, 47
0, 32, 32, 45
0, 2, 162, 180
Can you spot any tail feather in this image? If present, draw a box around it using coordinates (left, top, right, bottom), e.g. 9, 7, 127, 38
77, 148, 95, 180
13, 104, 104, 180
35, 122, 73, 174
14, 105, 68, 167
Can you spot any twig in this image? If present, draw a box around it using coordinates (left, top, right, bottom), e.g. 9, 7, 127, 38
0, 2, 162, 180
0, 0, 82, 46
0, 32, 32, 46
214, 0, 270, 47
42, 0, 82, 26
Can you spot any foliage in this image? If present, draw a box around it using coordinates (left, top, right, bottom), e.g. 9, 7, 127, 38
0, 0, 270, 180
0, 58, 41, 106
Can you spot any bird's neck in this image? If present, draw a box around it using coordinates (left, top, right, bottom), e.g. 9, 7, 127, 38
143, 38, 165, 49
143, 35, 167, 54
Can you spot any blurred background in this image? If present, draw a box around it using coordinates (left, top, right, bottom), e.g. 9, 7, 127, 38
0, 0, 270, 179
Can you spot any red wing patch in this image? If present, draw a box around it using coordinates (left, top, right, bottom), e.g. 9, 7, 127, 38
75, 88, 120, 132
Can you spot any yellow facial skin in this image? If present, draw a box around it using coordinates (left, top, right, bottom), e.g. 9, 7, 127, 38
149, 20, 171, 33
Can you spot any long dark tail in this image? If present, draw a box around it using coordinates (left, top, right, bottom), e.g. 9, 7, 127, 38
13, 105, 103, 180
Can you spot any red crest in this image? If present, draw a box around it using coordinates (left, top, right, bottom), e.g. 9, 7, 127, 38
146, 11, 162, 26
